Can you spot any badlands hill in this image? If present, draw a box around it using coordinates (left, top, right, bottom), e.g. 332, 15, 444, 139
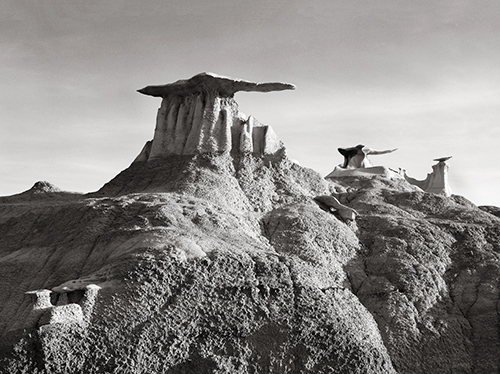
1, 73, 500, 374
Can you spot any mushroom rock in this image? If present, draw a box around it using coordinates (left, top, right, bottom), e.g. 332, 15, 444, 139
132, 140, 152, 163
325, 145, 401, 180
134, 72, 295, 161
337, 145, 398, 169
404, 156, 452, 196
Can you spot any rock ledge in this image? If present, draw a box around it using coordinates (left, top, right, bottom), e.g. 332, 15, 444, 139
137, 72, 295, 97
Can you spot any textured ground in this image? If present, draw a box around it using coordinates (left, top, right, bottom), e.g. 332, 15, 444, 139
0, 153, 499, 373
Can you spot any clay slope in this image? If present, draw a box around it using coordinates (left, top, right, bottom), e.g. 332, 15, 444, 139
0, 154, 394, 373
1, 153, 500, 373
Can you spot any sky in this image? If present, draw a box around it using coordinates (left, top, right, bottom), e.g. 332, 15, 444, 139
1, 0, 499, 206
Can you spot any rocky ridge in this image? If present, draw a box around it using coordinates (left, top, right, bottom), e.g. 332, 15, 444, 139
1, 74, 500, 373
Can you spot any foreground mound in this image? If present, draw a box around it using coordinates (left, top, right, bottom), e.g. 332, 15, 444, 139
0, 154, 394, 373
1, 152, 500, 373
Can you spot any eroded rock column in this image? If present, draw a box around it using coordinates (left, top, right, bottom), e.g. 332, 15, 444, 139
135, 72, 294, 161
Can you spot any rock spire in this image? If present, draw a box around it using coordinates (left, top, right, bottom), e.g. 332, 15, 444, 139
404, 156, 452, 196
134, 72, 295, 162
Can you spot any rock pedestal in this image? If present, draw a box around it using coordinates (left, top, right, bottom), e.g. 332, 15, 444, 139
134, 72, 295, 162
24, 290, 53, 328
404, 157, 452, 196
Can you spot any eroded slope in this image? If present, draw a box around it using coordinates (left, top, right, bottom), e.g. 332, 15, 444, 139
330, 176, 500, 373
0, 155, 394, 373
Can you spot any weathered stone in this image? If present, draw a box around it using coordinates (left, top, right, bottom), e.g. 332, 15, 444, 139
30, 181, 61, 194
25, 289, 52, 310
134, 73, 291, 161
479, 205, 500, 218
325, 166, 405, 180
314, 195, 358, 221
137, 72, 295, 97
325, 145, 399, 180
404, 156, 452, 196
2, 74, 500, 374
81, 285, 101, 325
38, 304, 84, 326
0, 181, 82, 203
24, 289, 53, 328
337, 144, 398, 169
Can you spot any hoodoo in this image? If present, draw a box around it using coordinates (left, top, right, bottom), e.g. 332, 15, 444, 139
133, 72, 295, 162
404, 156, 453, 196
325, 144, 400, 179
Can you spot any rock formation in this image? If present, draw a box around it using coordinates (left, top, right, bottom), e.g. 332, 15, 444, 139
313, 195, 358, 221
337, 144, 398, 169
133, 72, 294, 162
479, 205, 500, 218
1, 74, 500, 374
324, 145, 401, 180
404, 156, 452, 196
23, 284, 100, 330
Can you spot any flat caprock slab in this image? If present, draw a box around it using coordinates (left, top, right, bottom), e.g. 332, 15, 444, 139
137, 72, 296, 97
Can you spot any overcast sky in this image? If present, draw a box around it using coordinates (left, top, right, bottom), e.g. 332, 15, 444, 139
1, 0, 499, 206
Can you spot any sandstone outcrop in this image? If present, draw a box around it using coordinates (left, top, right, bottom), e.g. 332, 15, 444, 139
134, 72, 294, 161
404, 156, 453, 196
1, 75, 500, 374
337, 145, 398, 169
325, 176, 500, 373
325, 145, 401, 180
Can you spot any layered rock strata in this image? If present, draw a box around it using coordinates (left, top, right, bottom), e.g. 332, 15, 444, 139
134, 72, 294, 161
